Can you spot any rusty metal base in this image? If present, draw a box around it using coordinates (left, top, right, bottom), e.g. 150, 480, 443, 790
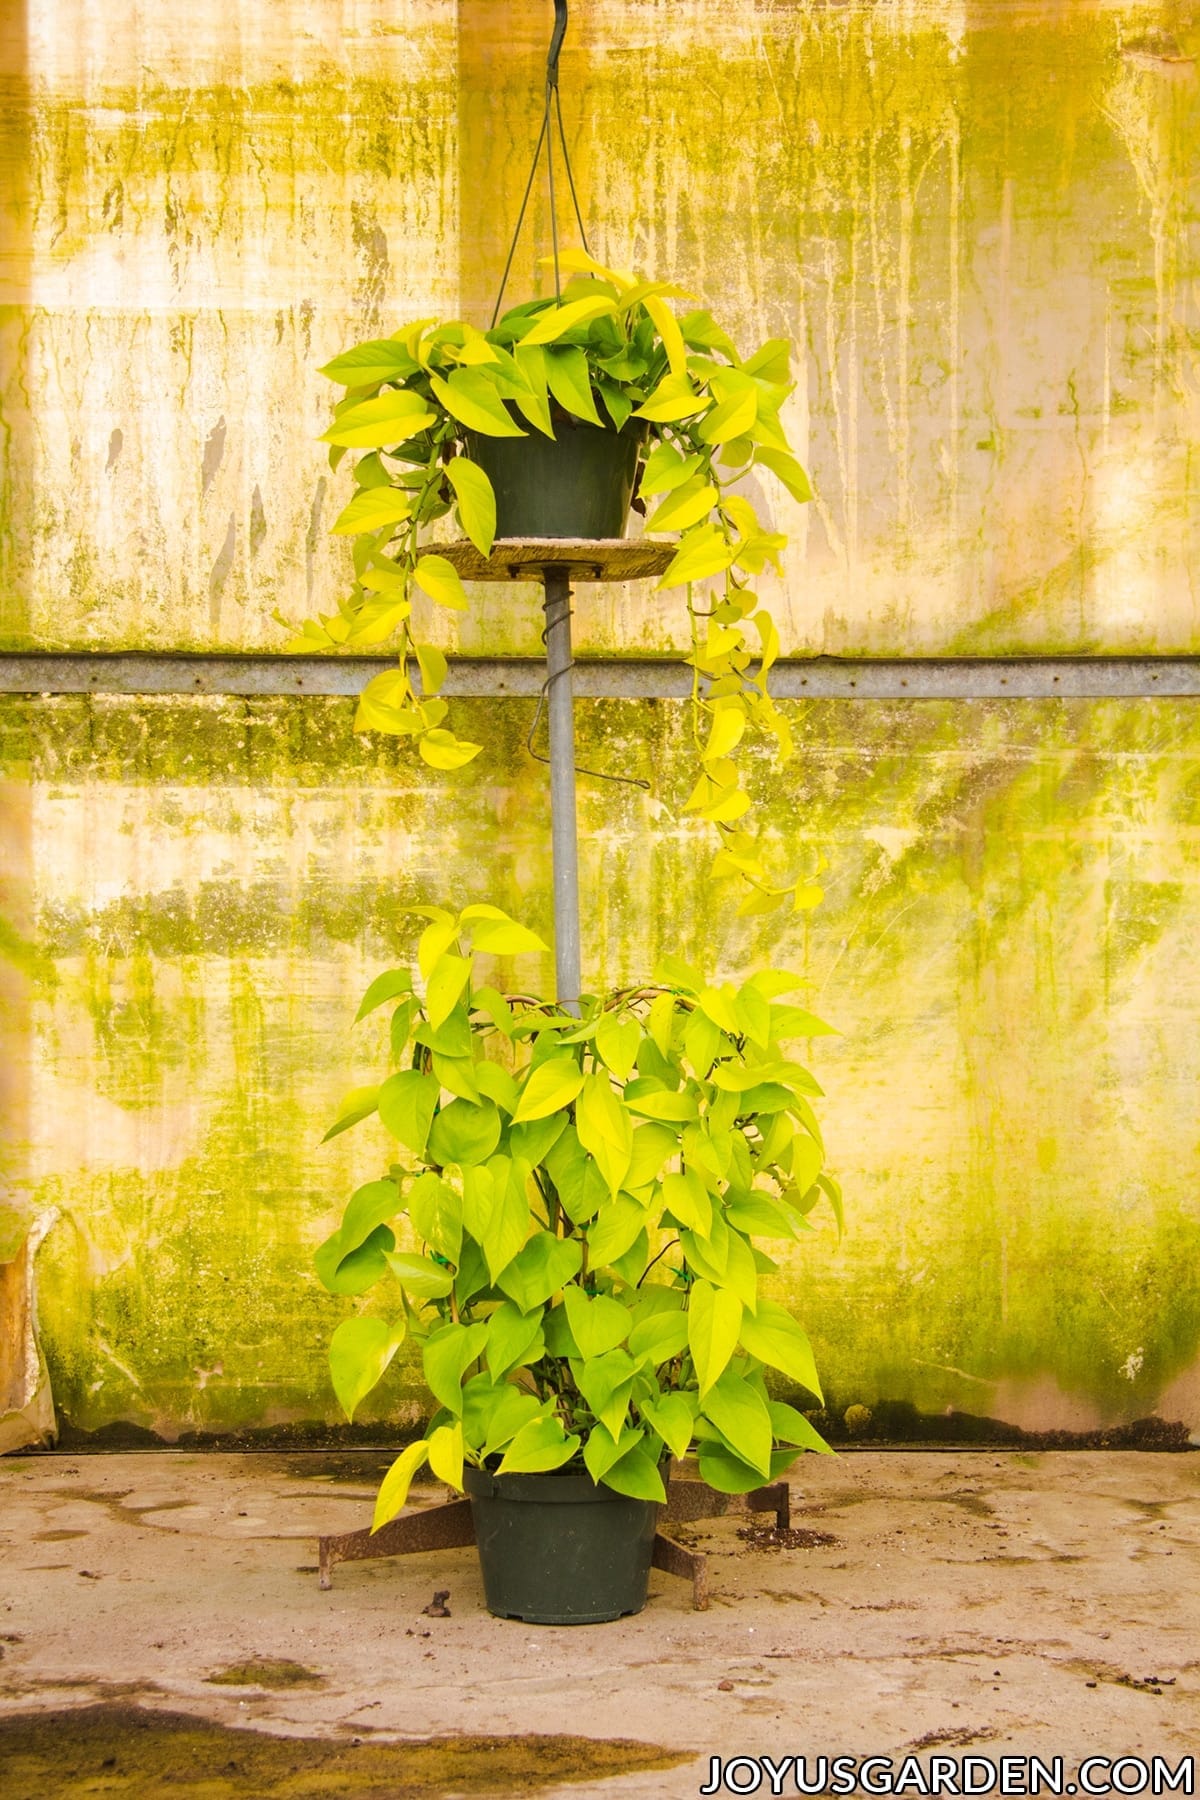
318, 1496, 475, 1592
317, 1474, 790, 1611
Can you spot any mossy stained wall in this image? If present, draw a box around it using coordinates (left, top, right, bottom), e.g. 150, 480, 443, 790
7, 693, 1200, 1438
1, 2, 1198, 653
2, 3, 1200, 1440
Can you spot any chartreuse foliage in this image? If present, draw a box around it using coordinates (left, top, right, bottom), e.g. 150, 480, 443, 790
285, 249, 817, 913
315, 904, 841, 1531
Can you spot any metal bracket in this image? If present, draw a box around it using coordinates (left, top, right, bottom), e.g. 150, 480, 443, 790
316, 1476, 789, 1611
318, 1496, 476, 1591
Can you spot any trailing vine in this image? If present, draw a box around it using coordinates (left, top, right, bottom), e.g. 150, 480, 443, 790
284, 250, 818, 914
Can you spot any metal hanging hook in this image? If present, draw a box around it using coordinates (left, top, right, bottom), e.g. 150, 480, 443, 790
547, 0, 568, 90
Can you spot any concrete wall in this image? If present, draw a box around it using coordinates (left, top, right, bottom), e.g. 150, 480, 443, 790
2, 1, 1199, 1442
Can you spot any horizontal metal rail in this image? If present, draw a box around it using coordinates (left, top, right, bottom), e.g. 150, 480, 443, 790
2, 651, 1200, 701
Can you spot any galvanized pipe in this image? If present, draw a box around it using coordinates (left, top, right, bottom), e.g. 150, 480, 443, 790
541, 569, 582, 1014
5, 652, 1200, 702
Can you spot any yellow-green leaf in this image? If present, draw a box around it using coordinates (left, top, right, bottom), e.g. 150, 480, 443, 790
768, 1399, 834, 1455
496, 1416, 580, 1475
737, 886, 789, 917
738, 1300, 823, 1400
358, 560, 407, 596
595, 1012, 641, 1081
657, 526, 736, 589
430, 369, 526, 437
319, 339, 417, 386
418, 729, 482, 771
563, 1288, 632, 1360
372, 1440, 429, 1530
701, 1367, 772, 1478
755, 445, 813, 504
702, 788, 750, 824
540, 246, 636, 290
600, 1444, 667, 1503
512, 1056, 586, 1123
344, 601, 408, 646
454, 323, 499, 366
465, 911, 549, 956
378, 1068, 439, 1155
445, 457, 496, 557
646, 477, 719, 534
512, 344, 555, 437
687, 1281, 742, 1398
427, 1420, 464, 1489
425, 951, 473, 1029
328, 1316, 406, 1422
642, 1393, 694, 1461
355, 968, 412, 1023
698, 387, 757, 445
330, 487, 412, 534
575, 1071, 633, 1196
742, 338, 792, 383
416, 911, 458, 978
321, 1083, 380, 1143
632, 373, 711, 424
320, 390, 436, 448
518, 296, 619, 346
721, 493, 760, 539
639, 444, 703, 499
587, 1196, 647, 1266
415, 642, 448, 696
413, 553, 468, 611
642, 293, 687, 378
662, 1169, 712, 1236
544, 345, 604, 427
355, 694, 424, 736
384, 1250, 455, 1300
647, 993, 675, 1056
703, 708, 746, 762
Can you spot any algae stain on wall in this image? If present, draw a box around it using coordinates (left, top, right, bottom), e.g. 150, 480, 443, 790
4, 1, 1198, 655
9, 2, 458, 651
8, 693, 1200, 1436
5, 2, 1200, 1440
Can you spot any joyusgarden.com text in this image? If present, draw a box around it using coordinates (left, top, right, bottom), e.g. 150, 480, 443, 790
698, 1757, 1195, 1796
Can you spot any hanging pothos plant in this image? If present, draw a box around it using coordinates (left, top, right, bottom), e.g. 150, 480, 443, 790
316, 903, 841, 1524
284, 249, 819, 916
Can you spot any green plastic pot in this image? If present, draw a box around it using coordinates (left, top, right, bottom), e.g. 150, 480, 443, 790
464, 417, 645, 540
463, 1464, 660, 1625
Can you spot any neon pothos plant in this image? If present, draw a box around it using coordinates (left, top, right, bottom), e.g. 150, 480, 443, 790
286, 248, 818, 916
316, 904, 841, 1530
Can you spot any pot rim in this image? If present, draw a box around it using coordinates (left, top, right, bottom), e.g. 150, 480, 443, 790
463, 1462, 667, 1506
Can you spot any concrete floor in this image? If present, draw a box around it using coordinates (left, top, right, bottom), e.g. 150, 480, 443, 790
1, 1450, 1197, 1797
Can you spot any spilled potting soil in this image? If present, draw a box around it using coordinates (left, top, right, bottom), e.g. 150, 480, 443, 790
0, 1704, 689, 1798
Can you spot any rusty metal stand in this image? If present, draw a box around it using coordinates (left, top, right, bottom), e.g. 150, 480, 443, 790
318, 1496, 476, 1592
318, 1472, 790, 1609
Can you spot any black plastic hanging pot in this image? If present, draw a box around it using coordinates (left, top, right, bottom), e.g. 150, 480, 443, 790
462, 1464, 660, 1624
464, 416, 646, 541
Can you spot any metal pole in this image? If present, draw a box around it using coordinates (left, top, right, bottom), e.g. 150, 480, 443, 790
541, 568, 582, 1014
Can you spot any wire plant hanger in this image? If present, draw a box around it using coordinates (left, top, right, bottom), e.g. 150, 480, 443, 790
488, 2, 650, 794
490, 0, 591, 327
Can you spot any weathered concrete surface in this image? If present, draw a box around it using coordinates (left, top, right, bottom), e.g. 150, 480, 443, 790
3, 692, 1200, 1440
1, 2, 1198, 653
1, 1450, 1197, 1793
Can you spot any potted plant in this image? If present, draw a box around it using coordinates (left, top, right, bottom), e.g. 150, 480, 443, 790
316, 902, 841, 1624
284, 251, 817, 918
